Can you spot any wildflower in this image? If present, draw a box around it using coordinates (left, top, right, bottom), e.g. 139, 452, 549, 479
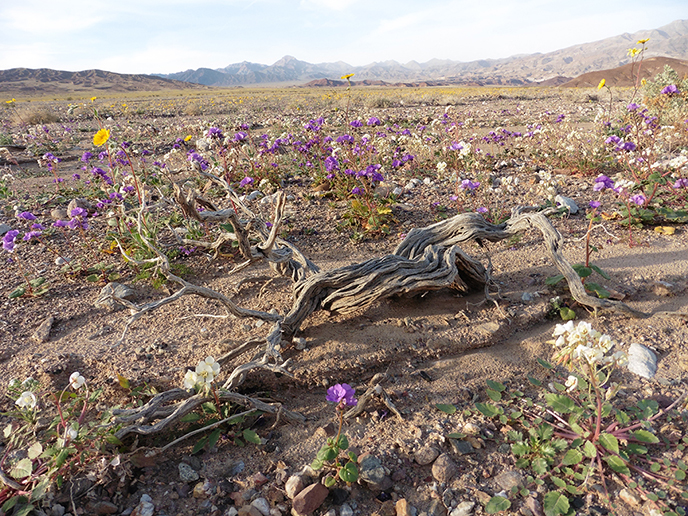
195, 356, 220, 385
597, 79, 606, 90
564, 375, 578, 392
661, 84, 679, 95
93, 128, 110, 147
2, 229, 19, 253
612, 350, 629, 366
476, 207, 488, 214
459, 179, 480, 190
183, 370, 199, 389
350, 120, 363, 128
23, 230, 42, 241
589, 200, 601, 209
673, 178, 688, 189
207, 127, 224, 139
53, 220, 68, 228
630, 193, 646, 206
341, 73, 354, 80
15, 391, 37, 410
627, 103, 640, 111
436, 162, 447, 173
81, 151, 93, 162
17, 211, 36, 221
637, 38, 649, 44
90, 96, 97, 102
627, 47, 639, 58
351, 187, 362, 195
239, 176, 254, 188
367, 117, 381, 127
324, 156, 339, 172
593, 175, 614, 192
69, 372, 86, 390
70, 207, 87, 218
66, 423, 78, 440
326, 383, 357, 407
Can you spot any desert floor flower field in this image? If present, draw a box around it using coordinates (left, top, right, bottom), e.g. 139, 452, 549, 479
0, 84, 687, 516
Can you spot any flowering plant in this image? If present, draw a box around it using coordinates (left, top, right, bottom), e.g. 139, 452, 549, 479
311, 383, 359, 486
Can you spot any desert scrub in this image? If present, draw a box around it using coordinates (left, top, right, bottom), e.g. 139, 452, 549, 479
473, 322, 688, 516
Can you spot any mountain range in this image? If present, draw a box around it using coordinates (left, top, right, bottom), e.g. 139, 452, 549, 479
156, 19, 688, 87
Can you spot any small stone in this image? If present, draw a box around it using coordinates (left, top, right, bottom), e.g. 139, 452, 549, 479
641, 500, 663, 516
627, 343, 658, 379
554, 195, 579, 214
316, 422, 337, 438
93, 501, 119, 515
50, 208, 69, 220
55, 256, 71, 266
253, 472, 269, 487
32, 316, 54, 343
178, 462, 199, 482
330, 487, 349, 505
477, 322, 501, 335
340, 504, 354, 516
251, 497, 271, 516
285, 475, 305, 499
294, 337, 307, 350
618, 488, 641, 507
462, 422, 480, 435
359, 454, 392, 491
291, 483, 328, 515
432, 454, 458, 483
94, 282, 135, 311
449, 501, 475, 516
0, 224, 12, 236
396, 499, 414, 516
131, 495, 154, 516
449, 439, 474, 456
524, 496, 544, 516
426, 499, 447, 516
521, 292, 533, 303
494, 470, 524, 491
474, 491, 492, 506
238, 506, 263, 516
193, 481, 210, 498
414, 445, 440, 465
225, 509, 239, 516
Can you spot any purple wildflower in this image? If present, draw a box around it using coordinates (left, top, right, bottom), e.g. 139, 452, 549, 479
351, 187, 362, 195
459, 179, 480, 190
207, 127, 224, 139
593, 175, 614, 192
661, 84, 679, 95
589, 200, 602, 209
326, 383, 357, 407
627, 103, 640, 111
630, 193, 646, 206
673, 178, 688, 189
239, 176, 254, 188
18, 212, 36, 221
367, 117, 381, 126
53, 220, 68, 228
324, 156, 339, 172
618, 141, 637, 152
70, 207, 87, 218
350, 120, 363, 128
476, 207, 489, 214
72, 173, 80, 180
605, 135, 621, 145
2, 229, 19, 253
23, 230, 42, 241
233, 132, 248, 142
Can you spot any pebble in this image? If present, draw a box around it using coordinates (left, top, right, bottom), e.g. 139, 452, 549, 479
55, 256, 71, 266
396, 499, 414, 516
291, 483, 329, 516
494, 470, 524, 491
618, 488, 641, 507
178, 462, 199, 482
554, 195, 579, 214
448, 438, 474, 455
237, 506, 263, 516
285, 474, 305, 499
50, 208, 68, 220
449, 501, 475, 516
627, 343, 658, 379
94, 282, 135, 311
251, 497, 271, 516
0, 223, 11, 236
431, 453, 458, 483
340, 503, 354, 516
131, 494, 154, 516
92, 501, 119, 515
359, 453, 392, 490
414, 445, 440, 465
462, 422, 480, 435
32, 316, 54, 343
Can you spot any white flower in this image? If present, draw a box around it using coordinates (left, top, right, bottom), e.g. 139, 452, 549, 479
574, 345, 603, 364
565, 375, 578, 392
436, 162, 447, 173
69, 372, 86, 390
183, 370, 199, 390
612, 350, 629, 367
195, 356, 221, 385
553, 321, 574, 338
15, 391, 37, 410
66, 423, 78, 440
597, 334, 614, 353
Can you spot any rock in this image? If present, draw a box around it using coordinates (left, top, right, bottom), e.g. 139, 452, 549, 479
524, 495, 544, 516
641, 500, 663, 516
554, 195, 579, 214
426, 499, 447, 516
414, 445, 440, 465
340, 503, 354, 516
291, 482, 328, 515
251, 498, 271, 516
32, 316, 54, 343
238, 506, 263, 516
178, 462, 199, 482
462, 422, 480, 435
474, 491, 492, 506
193, 480, 213, 498
131, 494, 154, 516
55, 256, 71, 266
627, 343, 657, 379
477, 322, 501, 336
449, 438, 474, 455
521, 292, 533, 303
359, 453, 392, 490
494, 470, 524, 492
50, 208, 69, 221
92, 501, 119, 515
449, 501, 474, 516
225, 508, 239, 516
432, 454, 458, 483
253, 472, 269, 487
396, 499, 414, 516
294, 337, 307, 350
330, 487, 349, 505
393, 186, 403, 196
0, 223, 11, 236
285, 475, 305, 499
618, 488, 641, 507
94, 282, 135, 311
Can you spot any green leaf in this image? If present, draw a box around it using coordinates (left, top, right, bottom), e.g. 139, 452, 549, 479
651, 462, 662, 473
486, 380, 506, 392
192, 436, 208, 454
512, 443, 530, 456
532, 458, 549, 475
181, 413, 201, 423
86, 274, 100, 282
11, 458, 33, 479
323, 475, 336, 487
316, 445, 338, 462
208, 428, 222, 449
637, 399, 659, 418
30, 477, 50, 502
545, 274, 565, 286
105, 434, 123, 446
559, 307, 576, 321
14, 504, 35, 516
543, 491, 570, 516
545, 393, 575, 413
572, 264, 592, 278
243, 429, 261, 445
337, 434, 349, 450
27, 442, 43, 460
537, 358, 554, 370
55, 447, 71, 469
527, 375, 542, 386
485, 496, 511, 514
310, 459, 324, 470
631, 430, 659, 443
447, 433, 467, 439
2, 496, 20, 512
598, 433, 619, 454
435, 403, 457, 414
475, 402, 501, 418
604, 456, 630, 475
675, 470, 686, 481
584, 282, 611, 299
589, 264, 610, 280
615, 409, 630, 426
9, 286, 26, 298
339, 462, 358, 483
348, 451, 357, 462
562, 449, 583, 466
551, 476, 566, 489
487, 389, 502, 401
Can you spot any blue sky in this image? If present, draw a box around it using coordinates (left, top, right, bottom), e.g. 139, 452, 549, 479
0, 0, 685, 75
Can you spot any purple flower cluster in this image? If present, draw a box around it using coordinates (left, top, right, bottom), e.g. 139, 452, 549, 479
2, 229, 19, 253
661, 84, 679, 95
187, 150, 210, 171
593, 175, 614, 192
673, 178, 688, 189
239, 176, 254, 188
630, 193, 646, 206
459, 179, 480, 191
207, 127, 224, 139
326, 383, 357, 407
605, 135, 636, 152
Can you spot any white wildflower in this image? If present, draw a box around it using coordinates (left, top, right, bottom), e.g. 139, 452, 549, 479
183, 370, 199, 389
69, 372, 86, 390
66, 423, 78, 440
195, 356, 221, 385
15, 391, 37, 410
565, 375, 578, 392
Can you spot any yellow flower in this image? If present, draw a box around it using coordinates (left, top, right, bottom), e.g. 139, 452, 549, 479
90, 96, 97, 102
637, 38, 649, 44
184, 135, 192, 142
597, 79, 606, 90
641, 78, 647, 86
627, 47, 639, 57
93, 128, 110, 147
5, 98, 15, 104
341, 73, 355, 80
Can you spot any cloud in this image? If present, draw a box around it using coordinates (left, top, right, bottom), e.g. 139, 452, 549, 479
299, 0, 359, 11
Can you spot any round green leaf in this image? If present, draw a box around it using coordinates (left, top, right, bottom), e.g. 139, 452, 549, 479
435, 403, 457, 414
562, 449, 583, 466
339, 462, 358, 483
543, 491, 570, 516
485, 496, 511, 514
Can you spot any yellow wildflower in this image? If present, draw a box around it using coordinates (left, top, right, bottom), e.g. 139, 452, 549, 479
627, 47, 639, 57
641, 78, 647, 86
597, 79, 606, 90
341, 73, 355, 80
5, 98, 15, 104
93, 128, 110, 147
184, 135, 192, 142
637, 38, 649, 44
90, 96, 97, 102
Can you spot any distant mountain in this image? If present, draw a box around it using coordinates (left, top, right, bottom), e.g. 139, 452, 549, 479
0, 68, 207, 95
156, 19, 688, 86
561, 56, 688, 87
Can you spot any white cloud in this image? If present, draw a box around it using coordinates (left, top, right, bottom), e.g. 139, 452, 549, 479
299, 0, 360, 11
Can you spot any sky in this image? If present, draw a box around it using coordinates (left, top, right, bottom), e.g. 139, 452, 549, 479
0, 0, 685, 75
